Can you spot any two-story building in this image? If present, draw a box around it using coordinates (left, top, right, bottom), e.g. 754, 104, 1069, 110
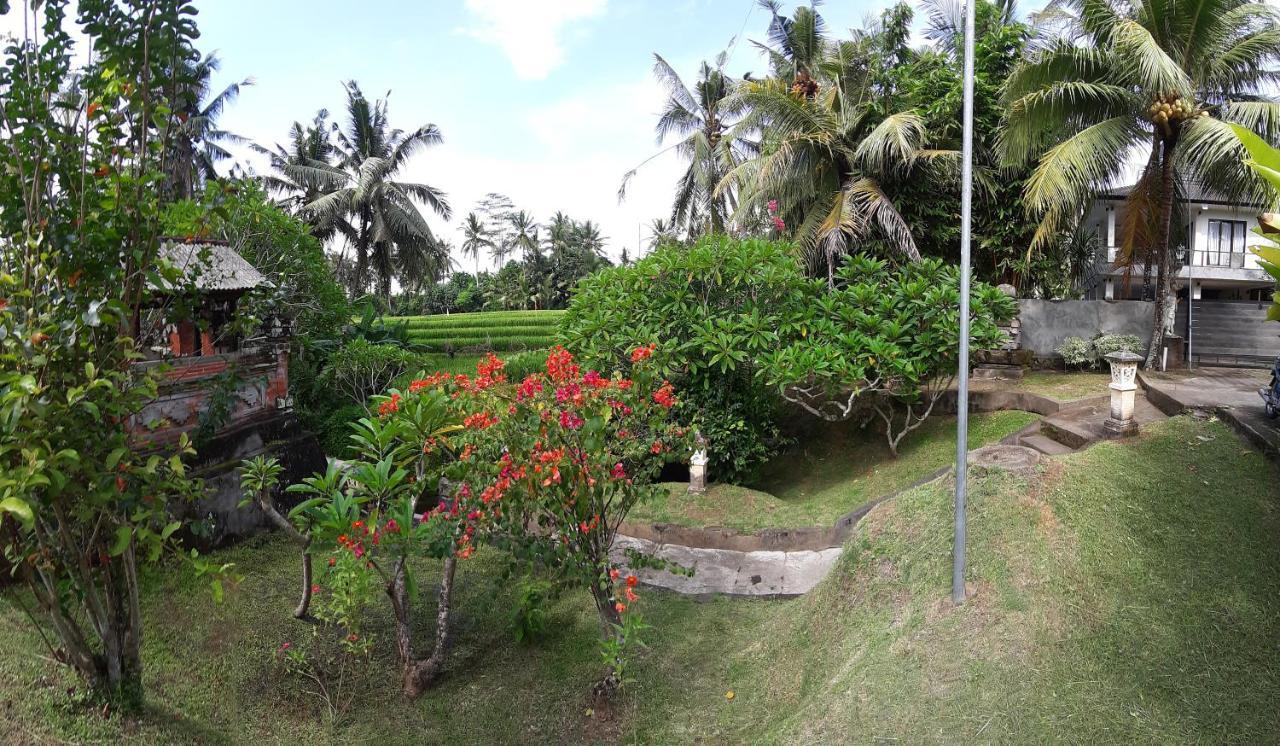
1082, 181, 1280, 366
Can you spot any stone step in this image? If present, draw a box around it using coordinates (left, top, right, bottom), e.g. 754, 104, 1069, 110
1040, 415, 1097, 449
1018, 433, 1075, 456
973, 364, 1024, 381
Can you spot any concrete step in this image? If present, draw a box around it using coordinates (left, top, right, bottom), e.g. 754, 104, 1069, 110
1018, 433, 1075, 456
973, 364, 1024, 381
1040, 415, 1097, 449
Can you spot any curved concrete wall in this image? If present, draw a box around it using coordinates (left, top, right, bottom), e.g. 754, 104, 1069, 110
1017, 299, 1154, 357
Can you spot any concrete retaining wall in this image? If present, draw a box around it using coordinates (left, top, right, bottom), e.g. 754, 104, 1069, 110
1017, 299, 1154, 357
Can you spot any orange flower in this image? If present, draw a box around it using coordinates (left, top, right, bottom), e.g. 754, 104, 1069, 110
86, 102, 101, 118
626, 575, 638, 587
609, 568, 620, 580
614, 602, 626, 614
625, 587, 638, 602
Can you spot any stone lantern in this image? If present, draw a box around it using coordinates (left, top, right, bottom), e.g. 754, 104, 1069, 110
1103, 350, 1143, 437
688, 432, 708, 494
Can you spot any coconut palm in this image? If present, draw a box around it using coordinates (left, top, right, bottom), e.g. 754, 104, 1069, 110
295, 81, 452, 299
507, 210, 541, 263
572, 220, 607, 257
255, 109, 337, 211
460, 212, 493, 277
167, 52, 252, 199
647, 217, 678, 249
724, 2, 938, 284
1001, 0, 1280, 365
620, 49, 756, 236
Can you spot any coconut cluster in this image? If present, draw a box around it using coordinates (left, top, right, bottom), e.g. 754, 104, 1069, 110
1147, 93, 1205, 127
791, 70, 819, 99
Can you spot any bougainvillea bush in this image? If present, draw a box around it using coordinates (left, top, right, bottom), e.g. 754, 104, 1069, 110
286, 347, 689, 698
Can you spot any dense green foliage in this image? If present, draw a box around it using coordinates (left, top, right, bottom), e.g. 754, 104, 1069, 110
561, 237, 798, 482
0, 0, 232, 708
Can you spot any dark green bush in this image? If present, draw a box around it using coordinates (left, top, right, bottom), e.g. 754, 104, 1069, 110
560, 236, 803, 483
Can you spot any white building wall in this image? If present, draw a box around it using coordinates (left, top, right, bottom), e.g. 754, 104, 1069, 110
1189, 205, 1276, 269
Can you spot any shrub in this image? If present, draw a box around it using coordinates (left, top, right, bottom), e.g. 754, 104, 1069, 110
501, 349, 546, 381
1092, 333, 1143, 359
325, 339, 422, 407
1057, 336, 1094, 367
761, 255, 1016, 455
560, 236, 802, 482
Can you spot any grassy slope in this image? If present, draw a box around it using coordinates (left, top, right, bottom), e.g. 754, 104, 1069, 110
631, 410, 1038, 531
2, 416, 1278, 743
1012, 370, 1112, 401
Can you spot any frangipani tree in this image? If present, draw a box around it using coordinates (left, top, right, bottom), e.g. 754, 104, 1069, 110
1001, 0, 1280, 366
1228, 124, 1280, 321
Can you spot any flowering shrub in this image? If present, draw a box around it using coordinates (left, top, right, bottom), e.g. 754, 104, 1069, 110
283, 347, 688, 698
403, 346, 690, 693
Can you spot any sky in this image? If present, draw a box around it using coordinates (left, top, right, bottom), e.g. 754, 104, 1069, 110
191, 0, 898, 271
1, 1, 993, 271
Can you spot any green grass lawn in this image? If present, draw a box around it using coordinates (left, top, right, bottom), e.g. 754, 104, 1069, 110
1010, 370, 1112, 401
629, 410, 1039, 531
3, 416, 1278, 743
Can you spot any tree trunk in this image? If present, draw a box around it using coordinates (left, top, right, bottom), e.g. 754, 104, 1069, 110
1145, 137, 1177, 368
255, 490, 313, 618
402, 557, 457, 699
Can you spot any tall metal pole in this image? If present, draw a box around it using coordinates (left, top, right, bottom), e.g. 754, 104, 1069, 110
952, 0, 977, 606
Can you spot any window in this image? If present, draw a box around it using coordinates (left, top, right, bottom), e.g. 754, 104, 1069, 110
1204, 219, 1247, 266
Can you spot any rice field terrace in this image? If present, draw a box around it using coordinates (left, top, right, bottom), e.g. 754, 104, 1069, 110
381, 310, 565, 352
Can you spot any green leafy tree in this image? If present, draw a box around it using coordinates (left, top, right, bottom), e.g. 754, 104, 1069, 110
295, 81, 452, 300
560, 236, 802, 482
0, 0, 231, 709
760, 256, 1016, 454
1001, 0, 1280, 365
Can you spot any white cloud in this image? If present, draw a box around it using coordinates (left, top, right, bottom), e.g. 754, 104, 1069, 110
460, 0, 606, 80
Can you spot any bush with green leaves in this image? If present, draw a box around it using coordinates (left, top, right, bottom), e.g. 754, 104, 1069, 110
1056, 336, 1094, 367
761, 255, 1016, 455
325, 338, 424, 408
560, 236, 803, 482
1091, 333, 1143, 360
1057, 333, 1143, 368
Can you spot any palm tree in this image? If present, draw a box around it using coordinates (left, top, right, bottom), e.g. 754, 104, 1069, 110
507, 210, 541, 263
1001, 0, 1280, 365
723, 2, 937, 284
295, 81, 452, 300
620, 50, 756, 236
256, 109, 337, 212
647, 217, 678, 249
168, 52, 252, 199
460, 212, 493, 277
572, 220, 607, 257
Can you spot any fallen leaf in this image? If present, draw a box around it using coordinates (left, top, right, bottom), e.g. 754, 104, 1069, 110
725, 690, 735, 701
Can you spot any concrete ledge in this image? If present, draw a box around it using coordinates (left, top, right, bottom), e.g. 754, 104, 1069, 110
611, 535, 843, 598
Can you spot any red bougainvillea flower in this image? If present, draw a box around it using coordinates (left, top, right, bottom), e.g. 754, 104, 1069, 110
767, 199, 779, 213
545, 346, 579, 382
311, 584, 320, 594
652, 381, 676, 409
650, 441, 665, 455
610, 462, 626, 480
559, 410, 584, 430
378, 393, 401, 417
476, 352, 506, 379
516, 375, 544, 401
464, 411, 499, 430
626, 574, 638, 587
385, 518, 399, 534
609, 568, 620, 581
630, 343, 657, 363
352, 544, 365, 559
773, 216, 786, 231
625, 587, 639, 602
